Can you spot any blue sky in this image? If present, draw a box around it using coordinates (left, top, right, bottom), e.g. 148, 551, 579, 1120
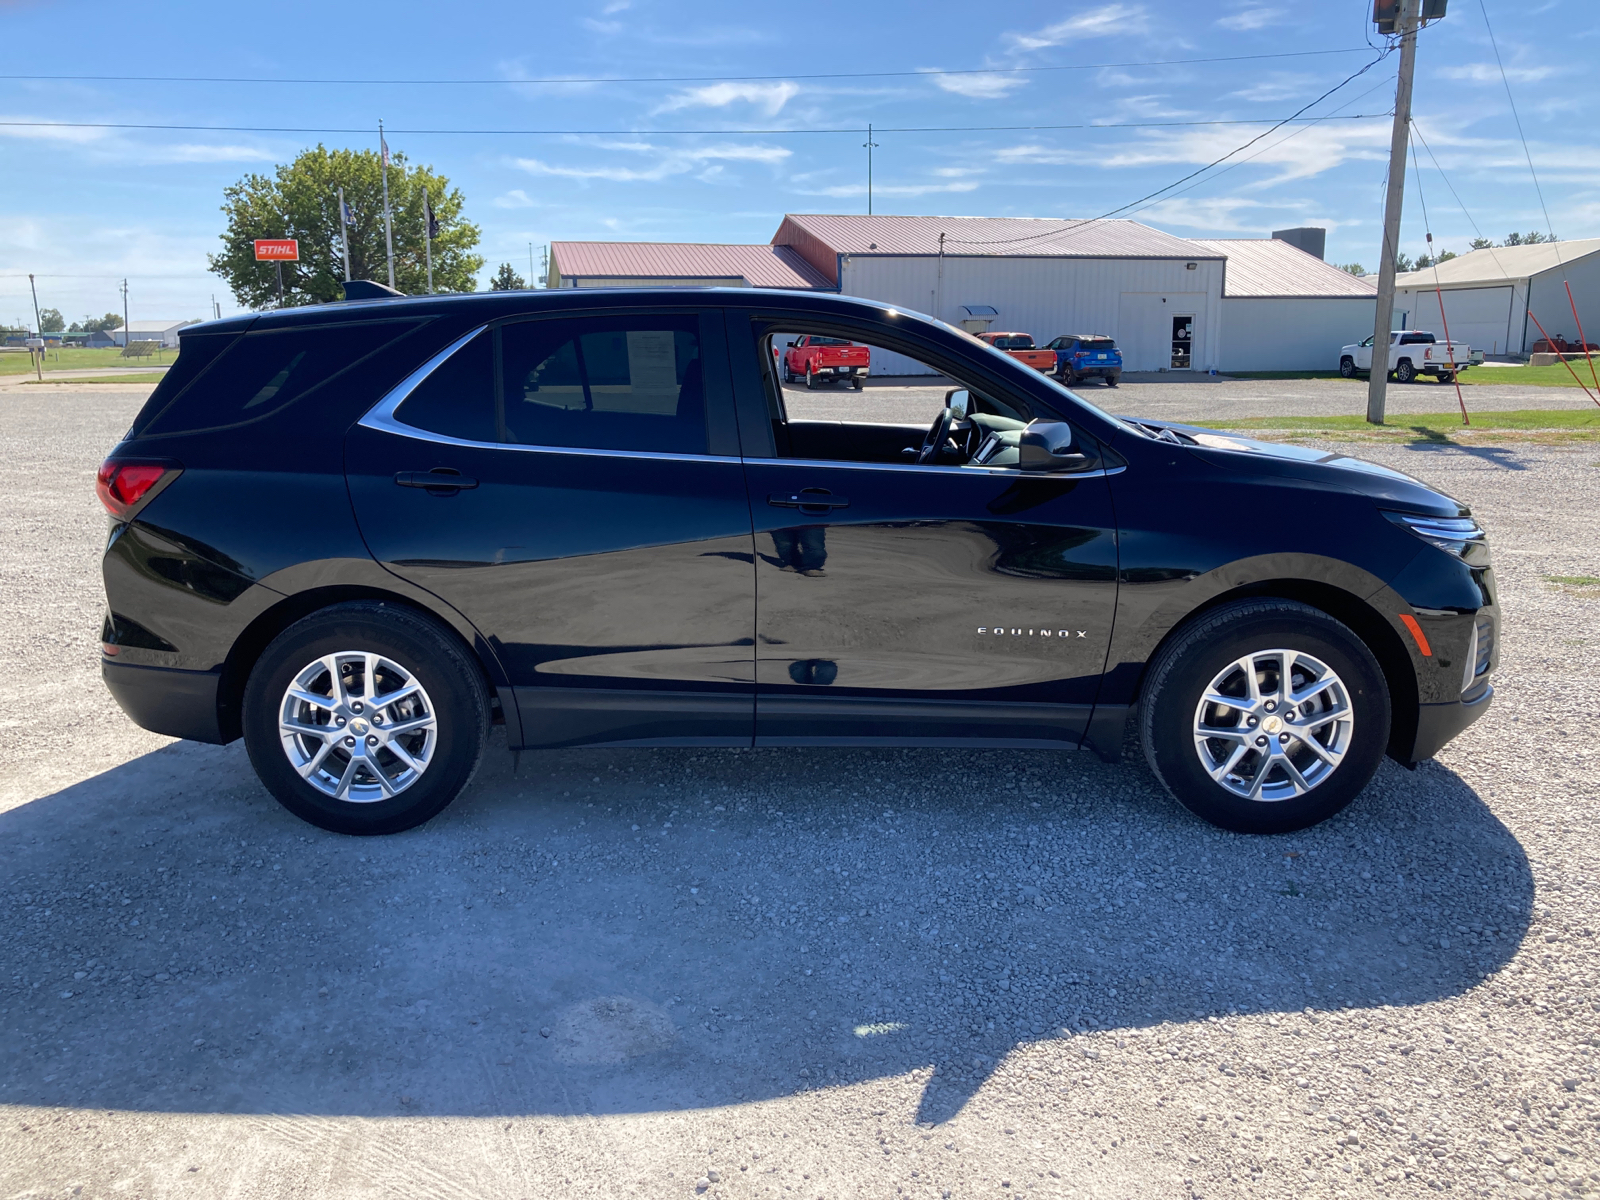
2, 0, 1596, 325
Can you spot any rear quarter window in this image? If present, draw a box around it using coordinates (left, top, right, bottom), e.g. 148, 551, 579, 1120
132, 318, 427, 439
124, 331, 242, 439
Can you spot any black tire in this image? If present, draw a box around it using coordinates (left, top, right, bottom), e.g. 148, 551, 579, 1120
852, 376, 864, 390
1339, 356, 1356, 379
242, 601, 490, 835
805, 368, 815, 390
1438, 371, 1455, 384
1395, 359, 1416, 384
1138, 599, 1390, 835
1063, 368, 1080, 387
1105, 372, 1119, 388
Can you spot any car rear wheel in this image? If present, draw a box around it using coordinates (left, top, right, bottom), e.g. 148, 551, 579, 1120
851, 376, 864, 390
1438, 370, 1456, 384
1138, 599, 1389, 834
805, 367, 815, 390
1339, 356, 1357, 379
242, 601, 490, 835
1396, 359, 1416, 384
1105, 372, 1119, 387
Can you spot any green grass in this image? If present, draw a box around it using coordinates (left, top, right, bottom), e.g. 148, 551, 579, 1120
0, 346, 175, 376
1459, 362, 1600, 388
22, 371, 167, 385
1189, 408, 1600, 444
1546, 575, 1600, 587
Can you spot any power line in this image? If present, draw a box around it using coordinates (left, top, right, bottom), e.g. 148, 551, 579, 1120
945, 47, 1393, 248
0, 49, 1373, 88
1476, 0, 1555, 242
0, 115, 1393, 137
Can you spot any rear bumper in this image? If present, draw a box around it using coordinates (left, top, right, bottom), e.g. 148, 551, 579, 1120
102, 658, 229, 744
1405, 682, 1493, 763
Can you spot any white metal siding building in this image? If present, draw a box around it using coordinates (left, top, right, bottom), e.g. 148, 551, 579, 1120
1189, 238, 1377, 372
1393, 238, 1600, 356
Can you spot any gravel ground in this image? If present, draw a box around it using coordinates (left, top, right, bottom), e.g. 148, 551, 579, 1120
2, 388, 1598, 1200
784, 374, 1597, 426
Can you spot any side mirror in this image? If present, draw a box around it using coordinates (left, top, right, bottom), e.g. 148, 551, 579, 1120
786, 340, 797, 348
1018, 420, 1091, 472
943, 387, 971, 421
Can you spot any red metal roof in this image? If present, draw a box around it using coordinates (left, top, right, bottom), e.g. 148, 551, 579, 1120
550, 241, 832, 289
1188, 238, 1377, 299
774, 214, 1210, 262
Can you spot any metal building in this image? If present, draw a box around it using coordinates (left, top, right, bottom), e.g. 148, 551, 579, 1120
1393, 238, 1600, 357
548, 242, 830, 291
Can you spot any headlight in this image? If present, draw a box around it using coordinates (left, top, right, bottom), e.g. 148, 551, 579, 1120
1384, 511, 1488, 561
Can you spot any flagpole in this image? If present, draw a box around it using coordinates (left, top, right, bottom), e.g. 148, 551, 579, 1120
379, 120, 396, 291
423, 190, 435, 295
337, 186, 352, 283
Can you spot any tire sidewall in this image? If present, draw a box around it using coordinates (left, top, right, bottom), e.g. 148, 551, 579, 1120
1145, 607, 1389, 835
242, 605, 486, 835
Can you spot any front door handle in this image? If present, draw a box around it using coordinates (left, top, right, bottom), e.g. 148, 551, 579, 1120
396, 469, 478, 492
768, 489, 848, 511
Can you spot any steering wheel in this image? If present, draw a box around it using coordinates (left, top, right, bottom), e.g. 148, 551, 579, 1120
917, 406, 957, 465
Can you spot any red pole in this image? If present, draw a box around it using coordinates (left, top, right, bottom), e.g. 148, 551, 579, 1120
1433, 284, 1470, 426
1562, 279, 1600, 394
1526, 307, 1600, 406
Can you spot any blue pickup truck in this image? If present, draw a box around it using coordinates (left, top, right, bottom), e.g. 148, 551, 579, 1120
1044, 334, 1122, 387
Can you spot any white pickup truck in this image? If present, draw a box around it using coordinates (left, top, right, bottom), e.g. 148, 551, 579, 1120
1339, 330, 1476, 383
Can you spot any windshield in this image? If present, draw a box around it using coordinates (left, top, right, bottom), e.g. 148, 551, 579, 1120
991, 335, 1035, 349
807, 336, 852, 346
1080, 338, 1116, 350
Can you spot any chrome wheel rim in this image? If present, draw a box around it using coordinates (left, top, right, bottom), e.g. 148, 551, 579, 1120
278, 651, 437, 803
1192, 648, 1354, 803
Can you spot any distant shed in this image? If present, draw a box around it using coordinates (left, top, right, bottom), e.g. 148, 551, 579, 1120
548, 242, 831, 290
1393, 238, 1600, 357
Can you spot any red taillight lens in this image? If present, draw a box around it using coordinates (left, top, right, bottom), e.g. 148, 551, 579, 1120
96, 459, 177, 519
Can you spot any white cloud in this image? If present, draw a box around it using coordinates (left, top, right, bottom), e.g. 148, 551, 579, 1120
1102, 120, 1394, 183
929, 71, 1027, 100
150, 143, 276, 164
1217, 7, 1276, 30
1133, 196, 1271, 232
0, 118, 105, 144
493, 189, 538, 208
1004, 5, 1143, 52
796, 181, 982, 198
656, 81, 799, 116
1437, 63, 1557, 84
514, 141, 791, 184
1228, 75, 1309, 103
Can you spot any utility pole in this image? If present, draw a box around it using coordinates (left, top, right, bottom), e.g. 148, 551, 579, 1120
28, 274, 42, 380
379, 120, 397, 291
863, 123, 879, 216
1367, 0, 1423, 425
337, 185, 353, 283
529, 242, 536, 287
423, 189, 435, 295
120, 278, 129, 350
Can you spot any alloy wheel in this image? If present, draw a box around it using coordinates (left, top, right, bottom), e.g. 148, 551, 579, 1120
1191, 648, 1354, 802
277, 651, 437, 802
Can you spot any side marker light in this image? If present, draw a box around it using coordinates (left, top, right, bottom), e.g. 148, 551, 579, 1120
1398, 613, 1433, 657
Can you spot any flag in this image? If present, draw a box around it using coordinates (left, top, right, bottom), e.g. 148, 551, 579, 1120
425, 194, 439, 240
342, 199, 355, 224
380, 134, 390, 168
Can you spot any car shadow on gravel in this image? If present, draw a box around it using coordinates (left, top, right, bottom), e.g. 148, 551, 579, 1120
0, 736, 1532, 1124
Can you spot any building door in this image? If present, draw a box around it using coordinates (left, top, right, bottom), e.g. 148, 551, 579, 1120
1171, 314, 1194, 369
345, 310, 756, 748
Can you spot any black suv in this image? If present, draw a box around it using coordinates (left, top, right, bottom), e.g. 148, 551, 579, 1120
98, 289, 1495, 835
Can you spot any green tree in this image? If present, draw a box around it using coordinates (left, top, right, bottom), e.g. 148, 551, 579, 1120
1503, 231, 1553, 246
208, 144, 484, 308
1336, 262, 1366, 276
38, 307, 64, 333
1470, 237, 1494, 250
1394, 251, 1415, 273
77, 313, 123, 333
489, 262, 527, 291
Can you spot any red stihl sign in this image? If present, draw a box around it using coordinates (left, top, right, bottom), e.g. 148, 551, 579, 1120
254, 239, 299, 261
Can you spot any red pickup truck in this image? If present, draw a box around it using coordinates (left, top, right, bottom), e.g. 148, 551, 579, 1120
977, 331, 1055, 372
781, 335, 870, 389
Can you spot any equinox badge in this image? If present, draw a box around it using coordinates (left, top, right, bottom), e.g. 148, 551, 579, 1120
977, 626, 1088, 638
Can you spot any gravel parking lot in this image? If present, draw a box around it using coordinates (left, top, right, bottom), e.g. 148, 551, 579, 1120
2, 385, 1598, 1199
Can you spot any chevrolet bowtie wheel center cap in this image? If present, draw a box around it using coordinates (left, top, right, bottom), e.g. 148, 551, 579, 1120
1262, 715, 1283, 734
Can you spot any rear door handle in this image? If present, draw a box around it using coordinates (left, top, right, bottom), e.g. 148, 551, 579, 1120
396, 469, 478, 491
768, 490, 849, 510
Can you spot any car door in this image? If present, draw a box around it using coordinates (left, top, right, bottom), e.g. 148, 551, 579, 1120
345, 307, 755, 748
726, 313, 1120, 747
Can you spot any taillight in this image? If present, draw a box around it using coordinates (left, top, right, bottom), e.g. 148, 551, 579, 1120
96, 459, 179, 520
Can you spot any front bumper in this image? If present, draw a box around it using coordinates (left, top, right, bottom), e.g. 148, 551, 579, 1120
102, 658, 229, 744
1406, 682, 1493, 763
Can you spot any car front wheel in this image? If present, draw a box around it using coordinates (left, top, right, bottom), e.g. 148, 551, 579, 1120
1339, 356, 1356, 378
242, 601, 490, 835
1138, 599, 1390, 834
1395, 359, 1416, 383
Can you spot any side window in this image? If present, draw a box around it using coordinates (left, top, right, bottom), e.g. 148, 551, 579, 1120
500, 315, 706, 454
393, 331, 495, 443
138, 319, 424, 438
